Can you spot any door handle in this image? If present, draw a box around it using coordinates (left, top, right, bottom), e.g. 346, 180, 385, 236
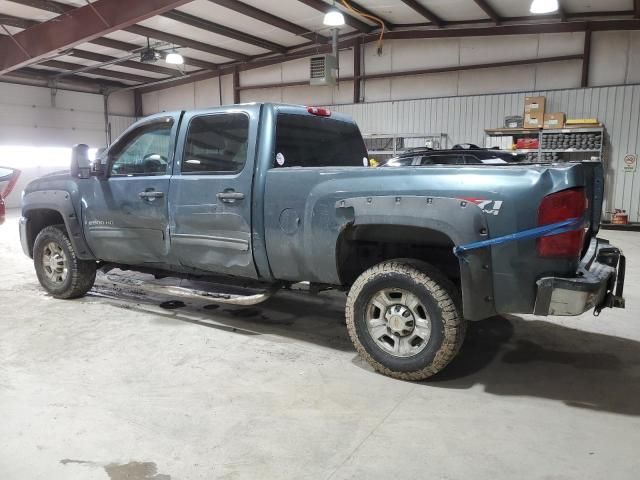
139, 190, 164, 199
217, 191, 245, 203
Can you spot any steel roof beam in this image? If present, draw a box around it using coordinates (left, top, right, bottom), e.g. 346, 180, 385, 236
0, 12, 215, 73
68, 49, 181, 76
207, 0, 329, 43
12, 66, 128, 89
0, 0, 196, 75
399, 0, 445, 27
380, 19, 640, 40
125, 24, 249, 60
6, 0, 247, 62
162, 10, 287, 53
473, 0, 501, 25
40, 59, 153, 83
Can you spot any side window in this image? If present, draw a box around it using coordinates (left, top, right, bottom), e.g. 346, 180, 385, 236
182, 113, 249, 174
111, 121, 172, 176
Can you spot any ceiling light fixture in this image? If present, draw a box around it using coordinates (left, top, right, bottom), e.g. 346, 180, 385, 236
530, 0, 559, 14
165, 51, 184, 65
323, 8, 345, 26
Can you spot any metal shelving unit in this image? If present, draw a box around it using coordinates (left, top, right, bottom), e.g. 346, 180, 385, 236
485, 126, 606, 163
364, 133, 450, 161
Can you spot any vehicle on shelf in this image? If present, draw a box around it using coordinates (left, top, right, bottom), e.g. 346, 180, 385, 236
19, 103, 625, 380
380, 144, 526, 167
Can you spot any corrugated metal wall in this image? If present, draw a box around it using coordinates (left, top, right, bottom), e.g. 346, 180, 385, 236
331, 84, 640, 223
107, 114, 137, 144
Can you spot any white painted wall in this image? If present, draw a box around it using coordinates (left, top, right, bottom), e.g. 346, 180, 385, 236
141, 31, 640, 114
141, 74, 235, 113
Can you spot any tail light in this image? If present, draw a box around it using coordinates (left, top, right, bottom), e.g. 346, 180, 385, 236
537, 188, 587, 258
307, 106, 331, 117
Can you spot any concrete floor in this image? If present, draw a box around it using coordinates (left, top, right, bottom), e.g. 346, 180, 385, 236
1, 209, 639, 480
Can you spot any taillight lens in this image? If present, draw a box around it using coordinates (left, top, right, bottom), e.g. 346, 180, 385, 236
537, 188, 587, 258
307, 106, 331, 117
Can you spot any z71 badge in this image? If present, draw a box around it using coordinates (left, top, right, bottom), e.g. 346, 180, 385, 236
459, 197, 504, 216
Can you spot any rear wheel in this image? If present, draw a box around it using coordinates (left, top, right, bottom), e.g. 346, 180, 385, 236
33, 225, 96, 299
346, 260, 466, 380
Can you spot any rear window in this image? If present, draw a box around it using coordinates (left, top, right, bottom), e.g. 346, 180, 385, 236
274, 113, 368, 168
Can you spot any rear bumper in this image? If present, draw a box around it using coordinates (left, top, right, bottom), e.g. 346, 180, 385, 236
534, 238, 625, 316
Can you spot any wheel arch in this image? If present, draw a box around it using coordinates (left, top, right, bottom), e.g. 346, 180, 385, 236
22, 190, 94, 259
334, 195, 497, 321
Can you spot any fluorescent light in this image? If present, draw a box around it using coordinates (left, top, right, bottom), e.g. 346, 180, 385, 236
530, 0, 559, 14
323, 9, 345, 26
165, 51, 184, 65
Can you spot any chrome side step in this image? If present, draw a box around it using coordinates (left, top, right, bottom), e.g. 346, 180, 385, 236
105, 273, 280, 306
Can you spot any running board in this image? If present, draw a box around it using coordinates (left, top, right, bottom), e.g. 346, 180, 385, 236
105, 273, 280, 306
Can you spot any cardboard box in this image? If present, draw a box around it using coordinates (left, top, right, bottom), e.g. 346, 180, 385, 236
524, 112, 543, 128
543, 112, 566, 129
524, 96, 546, 114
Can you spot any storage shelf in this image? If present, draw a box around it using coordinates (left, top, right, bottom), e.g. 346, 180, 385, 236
540, 149, 601, 153
542, 127, 604, 134
485, 125, 606, 163
486, 128, 540, 135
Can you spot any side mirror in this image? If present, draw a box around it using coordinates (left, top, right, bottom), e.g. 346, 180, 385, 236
91, 147, 110, 179
70, 144, 91, 179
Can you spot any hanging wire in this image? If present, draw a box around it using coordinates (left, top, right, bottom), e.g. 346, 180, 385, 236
339, 0, 386, 55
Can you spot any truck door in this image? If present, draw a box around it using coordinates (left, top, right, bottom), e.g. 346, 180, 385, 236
168, 109, 258, 278
82, 115, 178, 266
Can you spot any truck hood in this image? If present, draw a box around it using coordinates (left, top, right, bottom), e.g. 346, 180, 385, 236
23, 170, 71, 192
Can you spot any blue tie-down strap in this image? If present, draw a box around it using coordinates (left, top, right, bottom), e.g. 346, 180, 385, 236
453, 217, 583, 258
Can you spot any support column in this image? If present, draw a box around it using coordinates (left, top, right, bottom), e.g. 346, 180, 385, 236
133, 89, 143, 118
353, 37, 362, 104
581, 27, 591, 88
233, 67, 240, 104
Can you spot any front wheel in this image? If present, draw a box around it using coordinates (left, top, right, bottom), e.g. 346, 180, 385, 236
33, 225, 96, 299
346, 260, 466, 381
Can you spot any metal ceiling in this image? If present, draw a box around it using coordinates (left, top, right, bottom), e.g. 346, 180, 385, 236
1, 0, 639, 94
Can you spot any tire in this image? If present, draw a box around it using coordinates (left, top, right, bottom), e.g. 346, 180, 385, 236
33, 225, 96, 299
346, 260, 466, 381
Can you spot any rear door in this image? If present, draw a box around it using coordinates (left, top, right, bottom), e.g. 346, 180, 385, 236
83, 116, 178, 265
168, 108, 258, 278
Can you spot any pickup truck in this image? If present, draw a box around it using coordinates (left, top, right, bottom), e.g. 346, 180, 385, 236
19, 103, 625, 380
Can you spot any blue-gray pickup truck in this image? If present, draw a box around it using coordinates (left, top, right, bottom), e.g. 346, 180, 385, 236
20, 103, 625, 380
